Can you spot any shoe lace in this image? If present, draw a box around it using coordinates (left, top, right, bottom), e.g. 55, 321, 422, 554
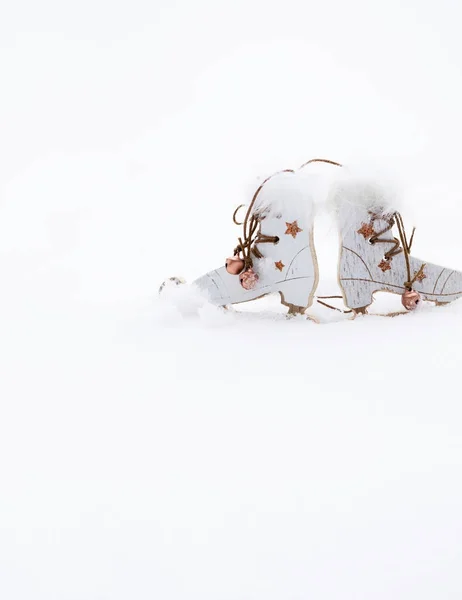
231, 171, 288, 269
316, 211, 425, 314
231, 158, 343, 269
369, 212, 425, 290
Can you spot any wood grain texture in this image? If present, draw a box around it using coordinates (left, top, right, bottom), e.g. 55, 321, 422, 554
337, 205, 462, 310
194, 209, 318, 310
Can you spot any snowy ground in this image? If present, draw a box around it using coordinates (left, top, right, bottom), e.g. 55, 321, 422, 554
2, 2, 462, 599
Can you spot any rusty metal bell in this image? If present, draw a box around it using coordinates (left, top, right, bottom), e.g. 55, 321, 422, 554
401, 289, 421, 310
225, 256, 245, 275
239, 268, 259, 290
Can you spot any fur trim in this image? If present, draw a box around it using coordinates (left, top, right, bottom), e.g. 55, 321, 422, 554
246, 162, 405, 232
324, 168, 406, 235
326, 169, 403, 219
251, 171, 316, 223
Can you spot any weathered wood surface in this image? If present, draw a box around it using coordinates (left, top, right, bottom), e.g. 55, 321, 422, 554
194, 211, 318, 311
338, 205, 462, 310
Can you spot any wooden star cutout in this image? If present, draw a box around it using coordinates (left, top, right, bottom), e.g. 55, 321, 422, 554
357, 222, 375, 239
285, 220, 303, 238
378, 259, 392, 272
414, 266, 427, 282
275, 260, 285, 271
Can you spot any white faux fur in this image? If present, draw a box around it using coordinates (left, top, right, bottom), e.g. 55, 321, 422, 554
248, 166, 340, 223
326, 166, 404, 217
244, 161, 407, 233
326, 171, 406, 236
251, 170, 316, 223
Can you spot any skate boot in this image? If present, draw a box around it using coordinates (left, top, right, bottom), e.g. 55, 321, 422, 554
332, 179, 462, 314
191, 166, 322, 316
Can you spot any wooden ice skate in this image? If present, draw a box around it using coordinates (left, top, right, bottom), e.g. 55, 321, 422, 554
333, 183, 462, 315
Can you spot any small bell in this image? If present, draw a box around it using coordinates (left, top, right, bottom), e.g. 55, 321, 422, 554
401, 289, 421, 311
239, 268, 259, 290
225, 256, 245, 275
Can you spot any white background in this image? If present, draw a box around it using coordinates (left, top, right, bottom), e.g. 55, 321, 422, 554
1, 1, 462, 598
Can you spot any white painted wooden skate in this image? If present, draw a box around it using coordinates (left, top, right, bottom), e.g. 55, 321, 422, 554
336, 201, 462, 315
192, 168, 320, 316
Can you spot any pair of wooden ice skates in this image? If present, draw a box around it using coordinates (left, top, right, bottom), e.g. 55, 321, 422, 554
162, 159, 462, 318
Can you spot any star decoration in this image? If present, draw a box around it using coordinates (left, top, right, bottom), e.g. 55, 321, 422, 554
275, 260, 285, 271
378, 259, 392, 272
357, 222, 375, 239
285, 220, 303, 238
414, 266, 427, 282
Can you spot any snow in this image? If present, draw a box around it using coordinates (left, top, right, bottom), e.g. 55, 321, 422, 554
2, 1, 462, 598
